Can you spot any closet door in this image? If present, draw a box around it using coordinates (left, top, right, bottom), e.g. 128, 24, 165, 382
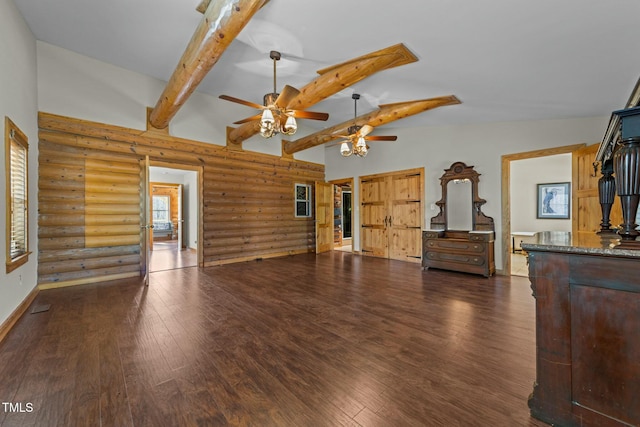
360, 168, 424, 262
389, 171, 423, 263
360, 176, 389, 258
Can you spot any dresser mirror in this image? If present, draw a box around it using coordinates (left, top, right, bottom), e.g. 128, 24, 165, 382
430, 161, 494, 231
446, 179, 473, 230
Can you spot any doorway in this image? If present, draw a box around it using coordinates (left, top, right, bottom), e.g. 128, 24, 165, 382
329, 178, 355, 253
501, 144, 583, 276
148, 165, 201, 272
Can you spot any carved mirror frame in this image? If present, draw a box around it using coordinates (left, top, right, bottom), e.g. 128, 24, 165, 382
430, 161, 494, 231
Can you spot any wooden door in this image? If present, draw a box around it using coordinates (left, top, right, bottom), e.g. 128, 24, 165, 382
360, 168, 424, 262
141, 156, 151, 286
315, 181, 333, 253
573, 143, 622, 236
389, 172, 423, 263
360, 176, 389, 258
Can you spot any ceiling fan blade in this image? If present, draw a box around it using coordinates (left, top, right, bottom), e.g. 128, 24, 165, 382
233, 114, 262, 125
275, 85, 300, 108
365, 135, 397, 141
357, 125, 374, 137
219, 94, 264, 110
290, 110, 329, 121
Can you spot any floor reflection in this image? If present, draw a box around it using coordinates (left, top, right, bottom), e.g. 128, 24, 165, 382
150, 240, 197, 272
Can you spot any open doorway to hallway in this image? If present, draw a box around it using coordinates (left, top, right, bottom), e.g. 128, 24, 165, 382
149, 166, 200, 272
329, 178, 354, 253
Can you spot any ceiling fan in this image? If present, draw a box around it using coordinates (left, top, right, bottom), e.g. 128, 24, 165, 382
332, 94, 397, 157
219, 50, 329, 138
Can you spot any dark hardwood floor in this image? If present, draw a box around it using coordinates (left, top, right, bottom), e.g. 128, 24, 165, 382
0, 252, 548, 426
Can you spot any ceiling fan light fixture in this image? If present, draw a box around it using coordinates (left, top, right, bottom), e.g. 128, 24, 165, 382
282, 114, 297, 135
261, 108, 275, 124
356, 136, 366, 148
340, 142, 353, 157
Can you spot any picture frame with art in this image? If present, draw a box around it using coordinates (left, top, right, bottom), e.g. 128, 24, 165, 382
537, 182, 570, 219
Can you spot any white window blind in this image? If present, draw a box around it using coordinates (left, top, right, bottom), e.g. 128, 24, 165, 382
10, 138, 28, 259
5, 117, 30, 272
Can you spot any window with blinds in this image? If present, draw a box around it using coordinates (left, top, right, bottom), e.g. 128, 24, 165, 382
5, 117, 30, 273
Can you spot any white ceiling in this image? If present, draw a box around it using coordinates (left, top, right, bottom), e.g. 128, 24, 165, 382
12, 0, 640, 132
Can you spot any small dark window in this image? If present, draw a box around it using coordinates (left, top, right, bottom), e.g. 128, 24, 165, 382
294, 183, 312, 218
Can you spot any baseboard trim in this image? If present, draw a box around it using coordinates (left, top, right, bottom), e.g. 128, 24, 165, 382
38, 272, 140, 290
204, 249, 311, 267
0, 285, 39, 344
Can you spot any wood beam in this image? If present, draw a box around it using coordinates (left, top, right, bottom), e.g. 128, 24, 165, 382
227, 43, 419, 145
149, 0, 270, 129
283, 95, 461, 154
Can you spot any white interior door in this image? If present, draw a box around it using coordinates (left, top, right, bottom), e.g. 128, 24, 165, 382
177, 183, 184, 250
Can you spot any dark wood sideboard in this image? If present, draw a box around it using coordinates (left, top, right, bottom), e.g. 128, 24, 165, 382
524, 232, 640, 427
422, 230, 495, 277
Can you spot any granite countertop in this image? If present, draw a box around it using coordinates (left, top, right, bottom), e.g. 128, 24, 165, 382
521, 231, 640, 258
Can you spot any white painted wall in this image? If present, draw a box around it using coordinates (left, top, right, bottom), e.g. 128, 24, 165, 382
510, 153, 573, 233
0, 0, 39, 326
324, 117, 607, 270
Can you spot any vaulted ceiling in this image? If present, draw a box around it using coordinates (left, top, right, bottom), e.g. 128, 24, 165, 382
13, 0, 640, 134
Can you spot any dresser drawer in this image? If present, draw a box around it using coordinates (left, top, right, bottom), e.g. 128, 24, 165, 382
425, 239, 485, 253
469, 233, 493, 242
424, 251, 486, 266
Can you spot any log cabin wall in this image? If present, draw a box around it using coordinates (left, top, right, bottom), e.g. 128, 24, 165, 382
38, 141, 142, 288
37, 112, 324, 288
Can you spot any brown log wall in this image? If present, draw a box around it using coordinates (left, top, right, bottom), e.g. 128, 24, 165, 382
37, 112, 323, 287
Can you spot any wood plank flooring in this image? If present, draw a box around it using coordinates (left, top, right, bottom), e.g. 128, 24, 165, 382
150, 241, 197, 273
0, 252, 548, 426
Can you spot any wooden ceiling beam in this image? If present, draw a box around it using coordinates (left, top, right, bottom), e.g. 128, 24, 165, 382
283, 95, 461, 154
149, 0, 270, 130
227, 43, 419, 144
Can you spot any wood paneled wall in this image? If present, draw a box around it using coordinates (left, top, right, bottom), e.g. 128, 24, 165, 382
38, 142, 142, 288
37, 112, 324, 288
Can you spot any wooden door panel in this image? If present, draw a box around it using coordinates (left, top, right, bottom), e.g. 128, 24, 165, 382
361, 228, 389, 258
389, 228, 422, 262
362, 204, 387, 226
315, 181, 333, 253
361, 178, 387, 203
391, 202, 421, 227
573, 144, 623, 235
393, 174, 421, 201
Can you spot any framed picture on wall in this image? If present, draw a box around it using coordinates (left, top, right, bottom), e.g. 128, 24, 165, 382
537, 182, 570, 219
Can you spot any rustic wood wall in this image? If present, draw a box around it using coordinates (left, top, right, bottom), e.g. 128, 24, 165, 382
38, 142, 142, 288
38, 112, 324, 288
